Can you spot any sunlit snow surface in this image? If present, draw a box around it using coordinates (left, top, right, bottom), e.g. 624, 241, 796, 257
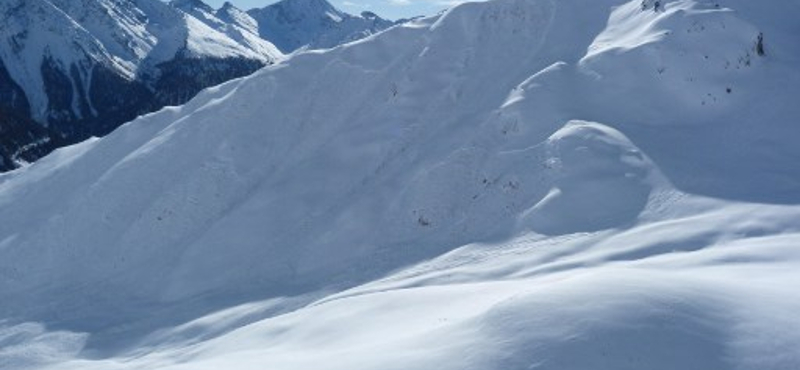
1, 0, 799, 369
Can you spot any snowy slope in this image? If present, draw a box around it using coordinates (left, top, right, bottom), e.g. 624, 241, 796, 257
171, 0, 282, 60
248, 0, 396, 53
1, 0, 799, 369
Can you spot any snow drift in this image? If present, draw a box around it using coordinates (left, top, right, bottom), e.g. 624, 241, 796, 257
1, 0, 799, 369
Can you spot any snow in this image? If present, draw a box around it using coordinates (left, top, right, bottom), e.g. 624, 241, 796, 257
1, 0, 799, 369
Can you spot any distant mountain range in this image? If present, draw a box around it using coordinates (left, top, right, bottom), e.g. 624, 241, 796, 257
248, 0, 397, 53
0, 0, 398, 171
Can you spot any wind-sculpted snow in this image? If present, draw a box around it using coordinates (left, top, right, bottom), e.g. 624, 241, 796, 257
1, 0, 799, 369
520, 122, 658, 235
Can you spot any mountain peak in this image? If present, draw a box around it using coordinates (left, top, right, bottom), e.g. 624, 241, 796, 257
248, 0, 394, 53
263, 0, 342, 19
171, 0, 215, 13
216, 0, 261, 35
276, 0, 338, 11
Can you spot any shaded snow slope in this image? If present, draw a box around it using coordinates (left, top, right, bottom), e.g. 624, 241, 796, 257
1, 0, 799, 369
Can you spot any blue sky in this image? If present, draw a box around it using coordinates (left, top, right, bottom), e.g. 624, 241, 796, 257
203, 0, 461, 20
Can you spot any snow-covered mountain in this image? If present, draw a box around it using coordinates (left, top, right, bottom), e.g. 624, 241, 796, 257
248, 0, 396, 53
0, 0, 282, 171
216, 1, 261, 35
171, 0, 282, 59
0, 0, 141, 137
2, 0, 800, 369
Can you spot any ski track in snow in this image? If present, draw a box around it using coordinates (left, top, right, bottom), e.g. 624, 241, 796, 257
1, 0, 800, 369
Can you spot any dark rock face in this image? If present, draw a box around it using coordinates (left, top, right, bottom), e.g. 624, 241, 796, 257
39, 56, 156, 140
85, 63, 155, 138
152, 55, 265, 107
0, 61, 30, 118
41, 56, 82, 129
0, 107, 62, 172
0, 61, 54, 171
